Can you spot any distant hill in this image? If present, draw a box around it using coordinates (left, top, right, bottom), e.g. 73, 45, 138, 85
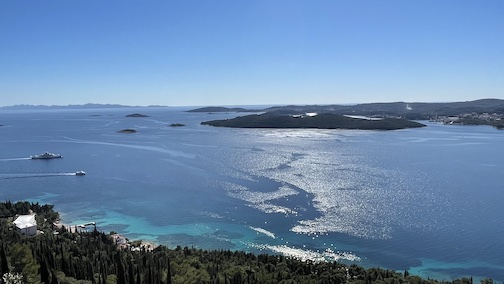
187, 106, 262, 113
202, 113, 426, 130
189, 99, 504, 119
198, 99, 504, 130
264, 99, 504, 119
3, 99, 503, 118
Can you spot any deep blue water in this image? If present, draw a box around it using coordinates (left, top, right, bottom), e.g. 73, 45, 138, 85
1, 107, 503, 281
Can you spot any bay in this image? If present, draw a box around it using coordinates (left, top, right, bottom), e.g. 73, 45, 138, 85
0, 107, 503, 281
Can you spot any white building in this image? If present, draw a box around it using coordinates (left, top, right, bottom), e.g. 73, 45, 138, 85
13, 214, 37, 236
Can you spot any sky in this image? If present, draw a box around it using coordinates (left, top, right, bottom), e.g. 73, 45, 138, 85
1, 0, 503, 107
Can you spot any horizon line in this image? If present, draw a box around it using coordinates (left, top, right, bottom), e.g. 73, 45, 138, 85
0, 98, 502, 109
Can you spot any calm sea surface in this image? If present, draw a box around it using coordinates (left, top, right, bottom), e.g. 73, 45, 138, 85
1, 107, 503, 281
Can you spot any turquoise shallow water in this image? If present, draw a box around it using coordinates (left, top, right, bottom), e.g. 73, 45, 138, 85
1, 107, 503, 282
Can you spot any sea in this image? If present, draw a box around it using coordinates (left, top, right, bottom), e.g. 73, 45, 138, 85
0, 107, 503, 282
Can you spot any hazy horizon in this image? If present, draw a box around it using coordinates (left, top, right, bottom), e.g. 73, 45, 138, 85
1, 97, 502, 109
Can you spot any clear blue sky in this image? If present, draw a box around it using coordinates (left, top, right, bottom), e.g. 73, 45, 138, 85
1, 0, 503, 106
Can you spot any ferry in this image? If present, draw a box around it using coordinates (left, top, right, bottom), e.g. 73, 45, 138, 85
30, 152, 63, 159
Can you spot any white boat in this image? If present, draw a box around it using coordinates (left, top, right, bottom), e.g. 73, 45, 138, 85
75, 171, 86, 176
31, 152, 63, 159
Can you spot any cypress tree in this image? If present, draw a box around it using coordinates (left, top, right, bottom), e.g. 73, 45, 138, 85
128, 261, 135, 284
87, 259, 96, 284
136, 267, 141, 284
115, 251, 126, 284
146, 263, 152, 284
166, 258, 172, 284
40, 256, 51, 284
100, 263, 107, 284
50, 269, 59, 284
0, 241, 9, 275
60, 244, 67, 274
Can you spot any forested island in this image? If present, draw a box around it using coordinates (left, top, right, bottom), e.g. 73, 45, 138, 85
0, 201, 490, 284
192, 99, 504, 130
202, 113, 425, 130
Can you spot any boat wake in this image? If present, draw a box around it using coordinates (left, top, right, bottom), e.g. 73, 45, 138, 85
0, 172, 78, 180
0, 157, 32, 161
59, 137, 196, 159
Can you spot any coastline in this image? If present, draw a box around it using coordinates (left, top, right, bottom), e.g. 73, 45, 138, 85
53, 219, 159, 251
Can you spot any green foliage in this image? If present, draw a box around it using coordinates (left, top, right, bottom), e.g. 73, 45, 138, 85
0, 201, 492, 284
0, 201, 59, 222
54, 271, 93, 284
9, 243, 40, 284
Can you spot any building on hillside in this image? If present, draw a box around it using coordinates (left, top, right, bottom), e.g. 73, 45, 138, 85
13, 214, 37, 236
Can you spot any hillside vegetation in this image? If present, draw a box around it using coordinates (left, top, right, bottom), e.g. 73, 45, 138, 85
0, 202, 490, 284
262, 99, 504, 120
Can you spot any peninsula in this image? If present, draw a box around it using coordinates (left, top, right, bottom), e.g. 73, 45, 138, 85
202, 113, 425, 130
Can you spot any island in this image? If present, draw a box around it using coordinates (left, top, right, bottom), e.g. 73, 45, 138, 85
125, 113, 149, 117
168, 123, 185, 127
193, 99, 504, 129
202, 113, 426, 130
117, 129, 137, 133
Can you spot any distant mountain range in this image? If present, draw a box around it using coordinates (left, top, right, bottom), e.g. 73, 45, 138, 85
0, 103, 174, 110
0, 103, 135, 110
2, 99, 503, 119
